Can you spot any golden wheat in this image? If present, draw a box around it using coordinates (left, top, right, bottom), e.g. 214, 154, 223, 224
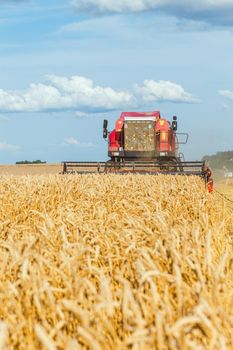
0, 174, 232, 349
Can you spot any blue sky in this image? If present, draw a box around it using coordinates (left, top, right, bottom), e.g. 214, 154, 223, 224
0, 0, 233, 163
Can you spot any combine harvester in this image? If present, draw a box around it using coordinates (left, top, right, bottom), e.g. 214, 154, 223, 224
62, 111, 213, 192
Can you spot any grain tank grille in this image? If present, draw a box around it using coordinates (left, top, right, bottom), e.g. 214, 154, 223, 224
124, 119, 155, 152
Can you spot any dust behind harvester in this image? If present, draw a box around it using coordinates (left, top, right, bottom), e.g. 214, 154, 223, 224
62, 110, 213, 192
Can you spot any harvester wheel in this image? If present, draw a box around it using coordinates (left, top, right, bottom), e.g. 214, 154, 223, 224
170, 158, 184, 173
105, 159, 121, 173
176, 158, 184, 172
159, 158, 180, 173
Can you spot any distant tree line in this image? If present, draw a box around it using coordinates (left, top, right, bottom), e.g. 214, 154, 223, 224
16, 160, 47, 165
202, 151, 233, 170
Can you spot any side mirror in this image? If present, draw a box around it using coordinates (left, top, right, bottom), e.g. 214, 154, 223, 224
172, 116, 177, 131
103, 119, 108, 139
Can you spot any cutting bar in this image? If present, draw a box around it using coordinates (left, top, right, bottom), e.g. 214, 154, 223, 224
62, 160, 207, 177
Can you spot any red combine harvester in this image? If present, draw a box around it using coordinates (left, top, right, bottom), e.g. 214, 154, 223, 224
62, 111, 213, 192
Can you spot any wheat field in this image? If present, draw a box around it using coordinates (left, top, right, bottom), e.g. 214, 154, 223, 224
0, 174, 232, 349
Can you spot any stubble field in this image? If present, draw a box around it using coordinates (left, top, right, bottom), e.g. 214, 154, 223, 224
0, 164, 61, 176
0, 171, 232, 349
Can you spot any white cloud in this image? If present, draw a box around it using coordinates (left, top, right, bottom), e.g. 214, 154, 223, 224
71, 0, 233, 12
0, 75, 199, 113
0, 75, 136, 113
135, 80, 200, 103
64, 137, 95, 148
64, 137, 79, 145
58, 16, 120, 34
75, 111, 108, 118
71, 0, 233, 25
219, 89, 233, 100
75, 111, 88, 118
0, 141, 19, 151
222, 103, 230, 110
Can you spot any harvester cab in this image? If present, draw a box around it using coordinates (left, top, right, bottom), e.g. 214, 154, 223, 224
62, 110, 213, 192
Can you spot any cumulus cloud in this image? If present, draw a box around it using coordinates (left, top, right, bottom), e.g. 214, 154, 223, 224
219, 89, 233, 100
64, 137, 79, 145
71, 0, 233, 25
222, 103, 230, 110
0, 75, 136, 113
135, 80, 200, 103
0, 75, 199, 113
75, 111, 88, 118
0, 141, 19, 151
64, 137, 95, 148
